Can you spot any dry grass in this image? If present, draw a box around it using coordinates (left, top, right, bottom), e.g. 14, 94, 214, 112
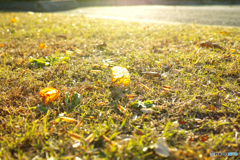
0, 12, 240, 160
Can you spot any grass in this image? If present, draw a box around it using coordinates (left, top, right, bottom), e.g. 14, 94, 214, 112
0, 12, 240, 160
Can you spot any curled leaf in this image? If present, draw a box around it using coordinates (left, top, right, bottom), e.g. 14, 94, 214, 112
111, 66, 130, 86
154, 139, 170, 157
39, 87, 60, 105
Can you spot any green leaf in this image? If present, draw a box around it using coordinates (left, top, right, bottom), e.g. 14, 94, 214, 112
72, 92, 81, 108
144, 100, 153, 108
130, 100, 139, 108
37, 104, 49, 114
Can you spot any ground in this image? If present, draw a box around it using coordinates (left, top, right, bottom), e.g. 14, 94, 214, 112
0, 12, 240, 160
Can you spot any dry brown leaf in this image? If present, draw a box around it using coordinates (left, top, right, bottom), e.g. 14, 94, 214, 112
69, 132, 82, 141
139, 83, 150, 90
141, 71, 161, 77
85, 133, 94, 144
102, 135, 116, 146
200, 41, 223, 50
85, 86, 102, 90
140, 108, 154, 114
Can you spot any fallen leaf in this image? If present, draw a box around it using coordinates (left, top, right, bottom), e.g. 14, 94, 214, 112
140, 108, 154, 114
75, 119, 84, 129
39, 43, 46, 49
178, 120, 186, 125
91, 70, 102, 73
37, 104, 49, 114
111, 66, 130, 86
139, 83, 150, 90
74, 48, 82, 54
0, 52, 6, 57
85, 86, 102, 90
102, 135, 116, 146
10, 17, 17, 23
126, 94, 138, 100
141, 71, 161, 77
69, 132, 82, 141
65, 50, 74, 54
27, 11, 34, 15
0, 44, 4, 48
219, 31, 230, 35
133, 128, 144, 135
200, 41, 223, 50
117, 105, 127, 113
154, 139, 170, 157
96, 102, 109, 106
85, 133, 94, 144
39, 87, 60, 105
60, 117, 78, 123
197, 135, 208, 142
205, 106, 216, 111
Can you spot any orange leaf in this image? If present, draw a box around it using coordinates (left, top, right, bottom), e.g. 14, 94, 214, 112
111, 66, 130, 86
38, 87, 60, 105
126, 95, 138, 100
60, 117, 77, 123
219, 31, 230, 36
197, 135, 208, 142
96, 102, 109, 106
205, 106, 216, 111
139, 83, 150, 90
39, 43, 46, 49
117, 105, 127, 113
0, 44, 4, 48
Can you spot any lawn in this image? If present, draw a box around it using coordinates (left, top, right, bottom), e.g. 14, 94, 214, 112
0, 12, 240, 160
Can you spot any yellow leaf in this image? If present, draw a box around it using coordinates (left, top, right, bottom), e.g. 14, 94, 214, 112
38, 87, 60, 105
85, 133, 94, 144
10, 18, 17, 23
111, 66, 130, 86
91, 70, 102, 73
60, 117, 77, 123
69, 132, 82, 141
39, 43, 46, 49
